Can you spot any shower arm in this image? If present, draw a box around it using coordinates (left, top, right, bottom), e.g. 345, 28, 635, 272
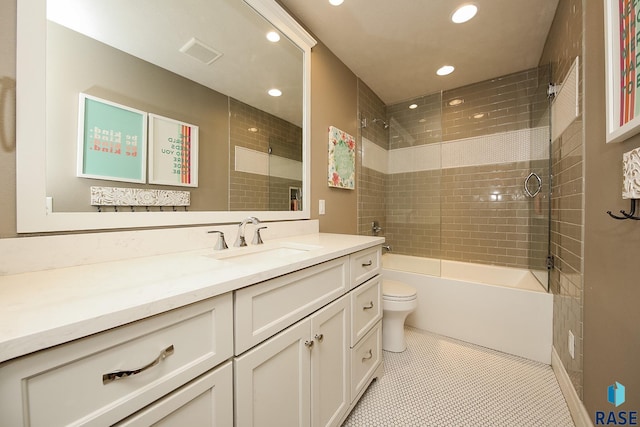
361, 117, 389, 129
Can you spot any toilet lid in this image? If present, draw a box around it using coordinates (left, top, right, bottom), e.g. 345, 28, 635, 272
383, 280, 417, 301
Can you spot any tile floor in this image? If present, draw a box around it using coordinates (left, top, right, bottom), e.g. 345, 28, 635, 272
342, 327, 575, 426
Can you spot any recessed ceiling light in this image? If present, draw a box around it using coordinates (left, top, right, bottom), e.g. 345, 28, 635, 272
409, 104, 418, 109
472, 112, 485, 119
437, 65, 455, 76
248, 127, 259, 132
268, 88, 282, 97
329, 0, 344, 5
266, 31, 280, 42
452, 4, 478, 24
448, 98, 464, 106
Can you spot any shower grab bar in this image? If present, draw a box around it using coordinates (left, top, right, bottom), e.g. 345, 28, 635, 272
524, 172, 542, 198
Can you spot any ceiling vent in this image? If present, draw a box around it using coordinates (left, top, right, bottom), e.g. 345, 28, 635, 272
179, 37, 223, 65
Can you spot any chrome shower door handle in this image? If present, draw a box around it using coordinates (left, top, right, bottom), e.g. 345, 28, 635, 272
524, 172, 542, 198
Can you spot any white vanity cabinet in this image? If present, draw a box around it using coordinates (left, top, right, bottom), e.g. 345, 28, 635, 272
0, 236, 384, 427
234, 295, 350, 427
0, 294, 234, 426
234, 256, 350, 355
234, 247, 383, 427
345, 264, 383, 417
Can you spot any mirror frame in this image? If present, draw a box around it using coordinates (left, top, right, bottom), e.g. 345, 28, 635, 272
16, 0, 316, 233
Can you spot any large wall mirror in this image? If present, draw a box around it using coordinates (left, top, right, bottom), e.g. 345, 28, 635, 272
16, 0, 316, 232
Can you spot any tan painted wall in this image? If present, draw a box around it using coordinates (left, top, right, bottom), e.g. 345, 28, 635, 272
47, 22, 229, 213
583, 0, 640, 416
309, 41, 358, 234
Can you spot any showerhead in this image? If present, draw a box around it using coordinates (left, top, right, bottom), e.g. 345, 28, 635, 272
372, 118, 390, 129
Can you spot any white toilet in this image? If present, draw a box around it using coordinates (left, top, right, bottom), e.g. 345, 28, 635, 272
382, 279, 418, 352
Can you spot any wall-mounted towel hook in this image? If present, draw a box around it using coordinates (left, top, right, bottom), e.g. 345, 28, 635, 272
607, 199, 640, 220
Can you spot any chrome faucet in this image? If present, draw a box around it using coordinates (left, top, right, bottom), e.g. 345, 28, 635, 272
234, 216, 260, 247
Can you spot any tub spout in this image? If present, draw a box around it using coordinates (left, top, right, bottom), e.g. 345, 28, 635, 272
382, 245, 392, 253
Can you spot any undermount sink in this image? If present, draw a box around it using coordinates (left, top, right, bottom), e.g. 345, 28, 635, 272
207, 242, 322, 263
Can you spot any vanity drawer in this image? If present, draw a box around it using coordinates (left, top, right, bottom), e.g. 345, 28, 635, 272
115, 361, 233, 426
350, 321, 382, 400
351, 275, 382, 346
349, 246, 381, 288
235, 256, 349, 354
0, 294, 233, 427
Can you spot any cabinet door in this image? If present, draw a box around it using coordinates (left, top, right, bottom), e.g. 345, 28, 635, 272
310, 296, 350, 427
235, 320, 311, 427
115, 361, 233, 426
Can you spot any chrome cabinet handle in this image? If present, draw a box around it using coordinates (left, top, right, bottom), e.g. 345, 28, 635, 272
103, 345, 174, 385
361, 260, 373, 267
304, 340, 314, 348
362, 301, 374, 310
314, 333, 324, 342
362, 349, 373, 362
524, 172, 542, 198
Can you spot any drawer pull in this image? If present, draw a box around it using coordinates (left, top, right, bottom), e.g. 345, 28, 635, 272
102, 345, 175, 385
362, 349, 373, 362
362, 301, 374, 310
361, 260, 373, 267
304, 340, 314, 348
314, 333, 324, 342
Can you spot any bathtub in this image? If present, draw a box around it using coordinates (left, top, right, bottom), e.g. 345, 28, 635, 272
382, 254, 553, 364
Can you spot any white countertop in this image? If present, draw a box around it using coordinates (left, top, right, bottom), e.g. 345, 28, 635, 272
0, 233, 383, 364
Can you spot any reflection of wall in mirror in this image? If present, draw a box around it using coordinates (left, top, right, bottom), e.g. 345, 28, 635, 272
229, 99, 303, 212
46, 22, 229, 212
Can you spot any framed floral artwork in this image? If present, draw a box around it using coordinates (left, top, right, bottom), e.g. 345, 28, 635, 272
328, 126, 355, 189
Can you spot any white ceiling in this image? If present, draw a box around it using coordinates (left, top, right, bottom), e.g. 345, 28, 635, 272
278, 0, 560, 105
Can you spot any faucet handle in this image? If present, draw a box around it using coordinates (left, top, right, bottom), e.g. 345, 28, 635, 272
252, 226, 267, 245
207, 230, 228, 250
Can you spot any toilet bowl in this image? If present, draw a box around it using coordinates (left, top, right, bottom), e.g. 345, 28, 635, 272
382, 279, 418, 352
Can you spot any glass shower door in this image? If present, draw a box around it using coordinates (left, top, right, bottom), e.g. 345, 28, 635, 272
525, 65, 552, 291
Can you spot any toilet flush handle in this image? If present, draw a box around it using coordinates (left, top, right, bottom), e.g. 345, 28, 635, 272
363, 301, 374, 310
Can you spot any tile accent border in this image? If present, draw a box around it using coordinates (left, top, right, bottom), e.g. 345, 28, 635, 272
552, 346, 594, 427
235, 146, 302, 180
363, 127, 549, 175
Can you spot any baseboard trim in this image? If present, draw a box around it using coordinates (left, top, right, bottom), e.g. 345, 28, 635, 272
551, 346, 593, 427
